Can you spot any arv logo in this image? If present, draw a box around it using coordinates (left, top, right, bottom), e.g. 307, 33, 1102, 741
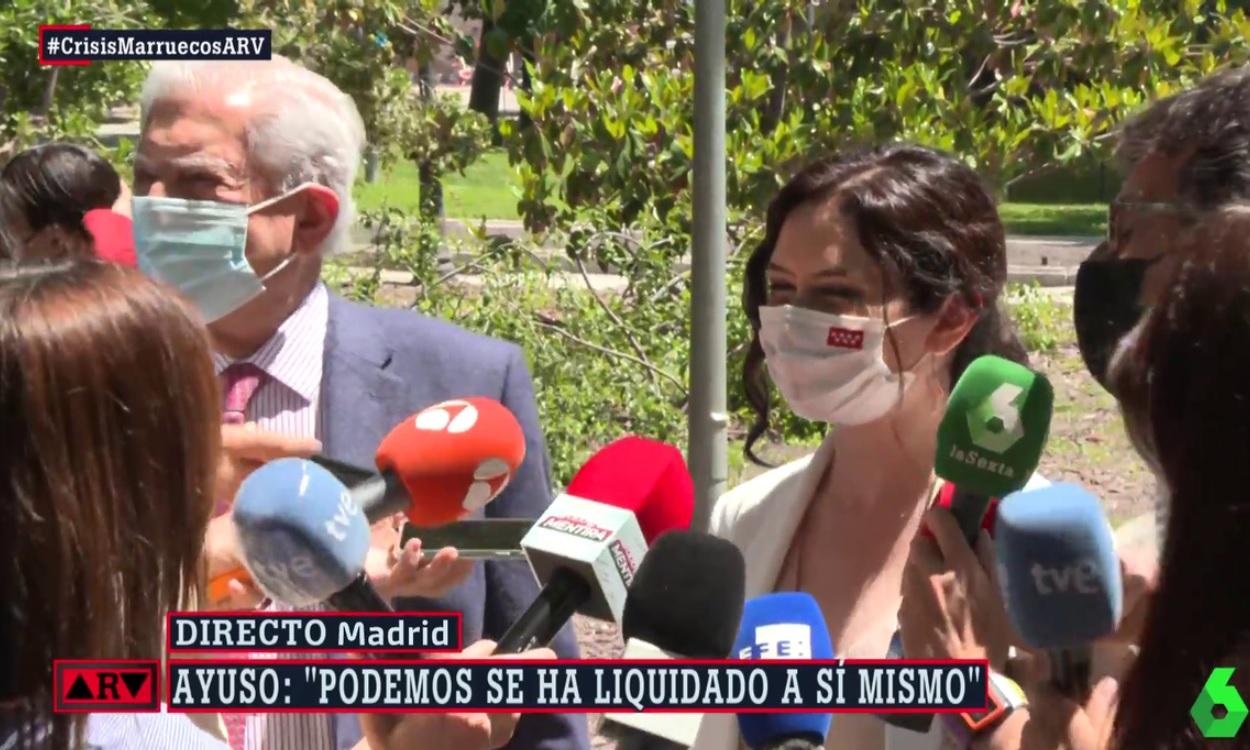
1030, 559, 1102, 595
738, 623, 812, 659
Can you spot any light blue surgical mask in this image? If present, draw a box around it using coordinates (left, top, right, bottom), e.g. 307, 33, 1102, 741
132, 183, 317, 322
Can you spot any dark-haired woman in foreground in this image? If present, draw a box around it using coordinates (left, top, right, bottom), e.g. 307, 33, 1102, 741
693, 144, 1047, 750
0, 143, 135, 265
0, 257, 541, 750
957, 207, 1250, 749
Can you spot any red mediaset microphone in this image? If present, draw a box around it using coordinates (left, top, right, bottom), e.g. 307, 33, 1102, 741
209, 397, 525, 604
565, 435, 694, 543
920, 482, 1000, 541
493, 436, 695, 653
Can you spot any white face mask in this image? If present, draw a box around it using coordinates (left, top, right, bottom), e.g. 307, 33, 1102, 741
758, 304, 928, 426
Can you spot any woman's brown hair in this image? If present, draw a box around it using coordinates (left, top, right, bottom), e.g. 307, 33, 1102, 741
0, 260, 221, 748
1109, 207, 1250, 749
742, 143, 1028, 463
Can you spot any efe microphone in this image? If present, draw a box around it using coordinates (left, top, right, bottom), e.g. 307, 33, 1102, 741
494, 436, 696, 653
733, 593, 833, 750
601, 530, 747, 749
209, 396, 526, 602
995, 482, 1122, 699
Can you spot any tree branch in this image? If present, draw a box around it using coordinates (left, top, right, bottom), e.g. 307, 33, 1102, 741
533, 314, 686, 391
572, 252, 659, 385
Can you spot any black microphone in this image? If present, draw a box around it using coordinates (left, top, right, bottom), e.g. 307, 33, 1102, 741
600, 531, 747, 748
325, 571, 394, 612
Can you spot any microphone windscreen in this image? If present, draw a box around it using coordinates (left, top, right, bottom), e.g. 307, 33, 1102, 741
566, 436, 694, 542
935, 355, 1053, 498
733, 592, 833, 749
82, 209, 136, 267
621, 531, 745, 658
375, 397, 526, 526
996, 482, 1123, 649
232, 458, 370, 607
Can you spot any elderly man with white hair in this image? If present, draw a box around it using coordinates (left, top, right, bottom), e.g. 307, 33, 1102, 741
132, 56, 589, 750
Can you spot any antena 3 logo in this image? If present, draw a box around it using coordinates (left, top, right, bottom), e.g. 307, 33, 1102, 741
609, 540, 637, 587
539, 514, 613, 542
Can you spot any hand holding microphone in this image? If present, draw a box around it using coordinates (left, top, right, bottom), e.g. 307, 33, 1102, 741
208, 397, 526, 605
359, 639, 557, 750
366, 519, 473, 600
899, 507, 1016, 667
215, 423, 322, 511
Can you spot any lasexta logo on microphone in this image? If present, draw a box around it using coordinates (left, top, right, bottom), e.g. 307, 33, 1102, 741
53, 660, 159, 712
738, 623, 813, 660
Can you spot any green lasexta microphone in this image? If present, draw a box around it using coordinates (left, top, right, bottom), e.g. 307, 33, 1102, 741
936, 354, 1055, 542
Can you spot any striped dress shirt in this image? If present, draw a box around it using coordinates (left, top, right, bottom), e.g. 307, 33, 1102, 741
1, 711, 227, 750
212, 282, 340, 750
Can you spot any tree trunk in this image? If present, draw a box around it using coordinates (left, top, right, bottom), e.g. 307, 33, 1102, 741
518, 49, 535, 132
417, 66, 449, 269
39, 68, 61, 122
469, 19, 505, 145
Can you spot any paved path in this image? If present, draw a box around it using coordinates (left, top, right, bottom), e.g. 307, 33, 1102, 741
352, 219, 1099, 289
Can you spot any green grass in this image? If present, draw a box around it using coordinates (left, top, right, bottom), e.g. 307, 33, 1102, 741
354, 150, 520, 220
356, 153, 1108, 237
999, 203, 1107, 237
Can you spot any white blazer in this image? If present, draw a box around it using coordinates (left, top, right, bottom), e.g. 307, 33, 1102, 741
689, 429, 1109, 750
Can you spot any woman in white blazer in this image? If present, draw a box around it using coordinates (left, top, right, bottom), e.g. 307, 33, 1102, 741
692, 145, 1154, 750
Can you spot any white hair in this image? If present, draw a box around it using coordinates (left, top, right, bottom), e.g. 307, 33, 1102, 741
139, 55, 366, 255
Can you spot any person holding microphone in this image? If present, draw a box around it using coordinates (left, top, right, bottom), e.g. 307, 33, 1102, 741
693, 143, 1045, 750
0, 258, 548, 750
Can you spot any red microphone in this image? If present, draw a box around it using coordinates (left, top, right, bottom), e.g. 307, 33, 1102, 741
81, 209, 136, 267
494, 437, 695, 652
565, 435, 694, 543
209, 397, 525, 604
373, 397, 526, 525
921, 481, 1000, 541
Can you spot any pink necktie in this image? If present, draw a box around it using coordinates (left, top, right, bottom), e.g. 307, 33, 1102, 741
220, 362, 267, 425
218, 362, 267, 748
222, 713, 248, 750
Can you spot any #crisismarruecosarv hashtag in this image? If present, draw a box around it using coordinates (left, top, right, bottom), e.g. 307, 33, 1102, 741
38, 28, 271, 64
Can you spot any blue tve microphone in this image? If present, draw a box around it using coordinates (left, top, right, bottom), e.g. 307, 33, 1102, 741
733, 593, 833, 750
995, 482, 1123, 698
233, 457, 386, 611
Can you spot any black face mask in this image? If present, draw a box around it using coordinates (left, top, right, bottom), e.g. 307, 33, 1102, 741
1073, 246, 1162, 390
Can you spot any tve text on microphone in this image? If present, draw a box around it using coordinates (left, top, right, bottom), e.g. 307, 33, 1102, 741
168, 613, 461, 653
167, 659, 989, 712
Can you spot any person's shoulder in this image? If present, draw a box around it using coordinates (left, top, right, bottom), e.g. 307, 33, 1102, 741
330, 294, 520, 364
710, 451, 818, 538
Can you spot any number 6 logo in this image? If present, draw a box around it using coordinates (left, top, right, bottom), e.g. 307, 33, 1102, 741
1192, 668, 1249, 738
966, 383, 1025, 454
